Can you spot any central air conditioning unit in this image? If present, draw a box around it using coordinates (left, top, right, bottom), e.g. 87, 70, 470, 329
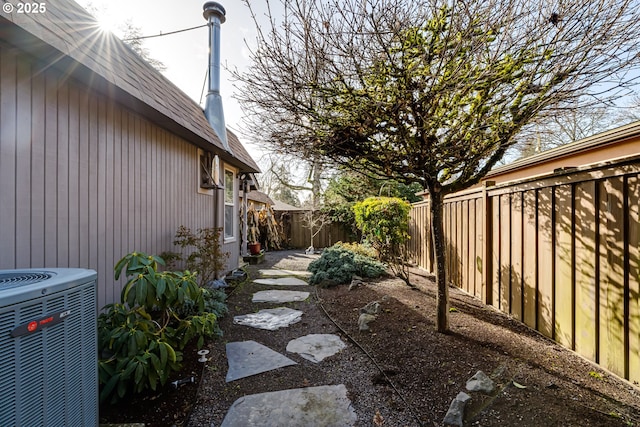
0, 268, 98, 427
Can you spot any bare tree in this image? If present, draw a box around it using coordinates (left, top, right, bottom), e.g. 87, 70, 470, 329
258, 154, 302, 207
615, 94, 640, 125
512, 104, 614, 158
235, 0, 640, 332
120, 20, 167, 72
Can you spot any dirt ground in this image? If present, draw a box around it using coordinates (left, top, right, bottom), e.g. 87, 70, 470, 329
101, 250, 640, 426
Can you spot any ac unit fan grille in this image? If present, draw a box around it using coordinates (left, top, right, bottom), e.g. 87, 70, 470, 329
0, 272, 54, 288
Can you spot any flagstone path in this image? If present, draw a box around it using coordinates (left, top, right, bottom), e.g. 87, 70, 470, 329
220, 267, 357, 426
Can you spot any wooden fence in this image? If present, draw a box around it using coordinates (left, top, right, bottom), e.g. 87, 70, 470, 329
275, 211, 356, 249
406, 156, 640, 384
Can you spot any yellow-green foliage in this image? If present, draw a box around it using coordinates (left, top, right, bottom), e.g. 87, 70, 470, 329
335, 241, 378, 259
353, 197, 411, 258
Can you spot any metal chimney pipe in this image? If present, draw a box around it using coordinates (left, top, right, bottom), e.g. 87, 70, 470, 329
203, 1, 231, 152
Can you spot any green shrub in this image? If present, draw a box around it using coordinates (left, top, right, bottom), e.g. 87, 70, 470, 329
308, 243, 386, 286
353, 197, 411, 254
353, 196, 412, 284
336, 241, 378, 259
98, 252, 226, 404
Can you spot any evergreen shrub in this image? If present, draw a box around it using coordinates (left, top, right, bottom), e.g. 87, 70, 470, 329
308, 242, 386, 287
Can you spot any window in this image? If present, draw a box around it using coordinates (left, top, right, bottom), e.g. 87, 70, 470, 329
224, 168, 236, 240
198, 150, 220, 195
199, 151, 215, 189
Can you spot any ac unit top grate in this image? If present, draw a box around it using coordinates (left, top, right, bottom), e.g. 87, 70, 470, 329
0, 272, 55, 289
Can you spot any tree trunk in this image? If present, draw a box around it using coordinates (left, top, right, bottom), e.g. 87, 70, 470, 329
430, 189, 449, 333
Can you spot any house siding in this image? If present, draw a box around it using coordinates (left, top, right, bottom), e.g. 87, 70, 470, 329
0, 44, 233, 309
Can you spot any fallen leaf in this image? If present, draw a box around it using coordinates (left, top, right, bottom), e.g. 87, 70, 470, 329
373, 410, 384, 426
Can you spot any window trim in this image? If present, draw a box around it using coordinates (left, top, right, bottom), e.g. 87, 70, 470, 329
223, 166, 237, 242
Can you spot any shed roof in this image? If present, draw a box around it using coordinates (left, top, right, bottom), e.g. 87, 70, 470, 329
242, 191, 274, 206
0, 0, 259, 173
272, 200, 307, 211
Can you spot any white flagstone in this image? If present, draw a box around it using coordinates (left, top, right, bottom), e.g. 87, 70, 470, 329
254, 277, 308, 286
234, 307, 303, 330
221, 384, 357, 427
286, 334, 347, 363
258, 269, 312, 278
252, 290, 310, 303
225, 341, 297, 382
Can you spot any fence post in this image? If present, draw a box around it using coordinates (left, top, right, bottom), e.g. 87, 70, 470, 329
483, 181, 495, 305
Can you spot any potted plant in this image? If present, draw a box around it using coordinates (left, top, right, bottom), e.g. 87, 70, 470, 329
247, 203, 261, 255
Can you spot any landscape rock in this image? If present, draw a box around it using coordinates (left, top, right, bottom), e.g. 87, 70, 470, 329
360, 301, 380, 315
349, 275, 364, 290
358, 313, 377, 331
442, 391, 471, 426
466, 370, 495, 394
207, 278, 229, 289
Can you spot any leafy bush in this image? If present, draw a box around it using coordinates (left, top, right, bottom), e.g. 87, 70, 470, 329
353, 197, 411, 253
98, 252, 227, 404
308, 243, 386, 286
353, 197, 412, 284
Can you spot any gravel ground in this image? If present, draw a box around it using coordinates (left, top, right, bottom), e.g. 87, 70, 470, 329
188, 250, 419, 426
103, 249, 640, 426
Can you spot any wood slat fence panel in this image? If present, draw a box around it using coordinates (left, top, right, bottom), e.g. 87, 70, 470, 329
406, 160, 640, 384
276, 211, 355, 249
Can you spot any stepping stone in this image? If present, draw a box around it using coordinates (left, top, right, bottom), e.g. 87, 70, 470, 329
254, 277, 308, 286
252, 290, 310, 303
225, 341, 297, 382
221, 384, 357, 427
234, 307, 303, 330
259, 269, 312, 278
286, 334, 347, 363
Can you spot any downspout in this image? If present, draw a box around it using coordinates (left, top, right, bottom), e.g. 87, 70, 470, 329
214, 181, 220, 279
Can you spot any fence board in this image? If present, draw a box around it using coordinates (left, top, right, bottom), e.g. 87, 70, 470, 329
538, 187, 554, 338
500, 194, 512, 312
574, 181, 597, 362
598, 178, 626, 377
555, 185, 574, 348
461, 201, 469, 293
491, 196, 501, 307
471, 198, 486, 300
628, 175, 640, 383
468, 200, 477, 296
445, 203, 452, 283
511, 193, 523, 320
523, 190, 537, 328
